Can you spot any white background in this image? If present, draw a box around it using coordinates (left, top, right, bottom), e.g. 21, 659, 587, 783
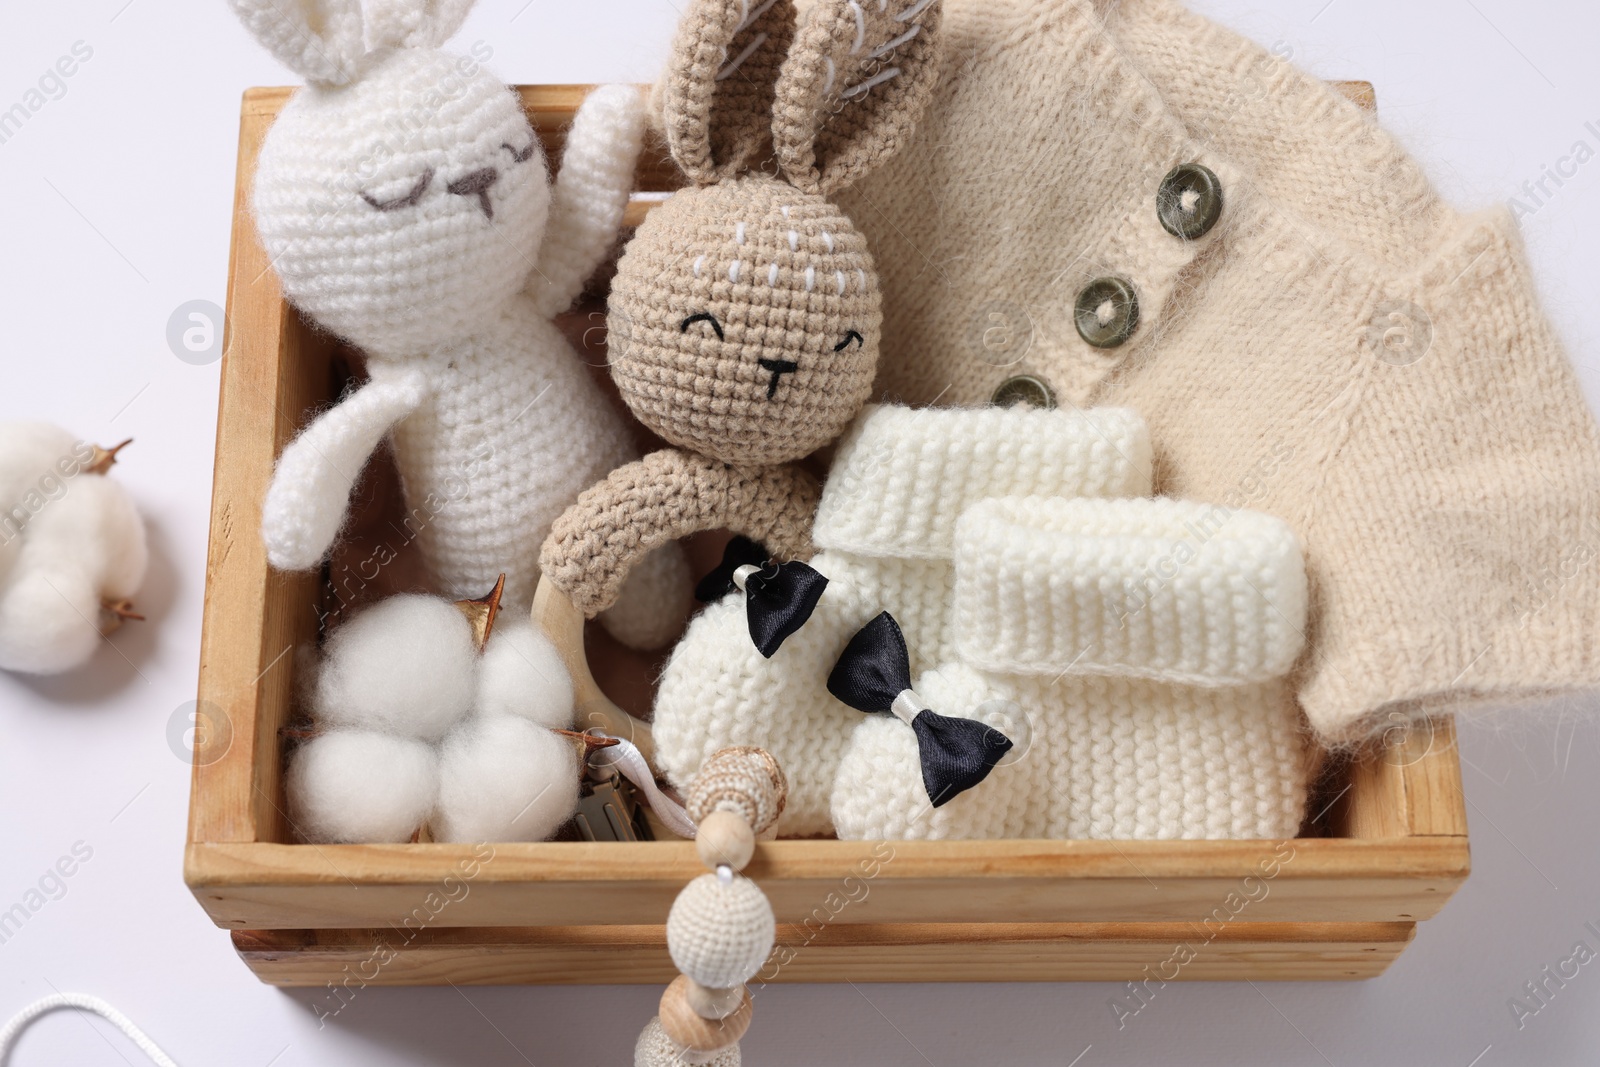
2, 1, 1599, 1064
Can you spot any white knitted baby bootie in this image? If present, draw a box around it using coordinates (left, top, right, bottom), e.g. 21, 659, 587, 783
653, 405, 1153, 835
830, 496, 1315, 841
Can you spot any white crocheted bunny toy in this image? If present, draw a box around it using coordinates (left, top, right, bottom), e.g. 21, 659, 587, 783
231, 0, 688, 647
654, 404, 1314, 840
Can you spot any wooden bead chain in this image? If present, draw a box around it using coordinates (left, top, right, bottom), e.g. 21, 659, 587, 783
634, 748, 787, 1067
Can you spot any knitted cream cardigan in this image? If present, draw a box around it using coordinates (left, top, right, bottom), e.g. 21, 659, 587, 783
838, 0, 1600, 743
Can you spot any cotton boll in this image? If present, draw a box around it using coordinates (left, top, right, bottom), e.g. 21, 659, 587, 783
83, 478, 147, 598
433, 716, 579, 843
0, 423, 150, 675
27, 474, 148, 597
286, 729, 439, 843
0, 568, 104, 674
0, 529, 19, 588
476, 619, 575, 729
0, 422, 85, 512
314, 595, 478, 741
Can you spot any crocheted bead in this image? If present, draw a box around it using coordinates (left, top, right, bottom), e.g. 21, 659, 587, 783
695, 810, 755, 872
635, 1017, 740, 1067
666, 873, 776, 989
684, 747, 788, 835
659, 975, 751, 1053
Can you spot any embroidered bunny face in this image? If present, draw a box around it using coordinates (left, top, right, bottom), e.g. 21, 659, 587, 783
604, 0, 942, 468
610, 176, 881, 465
252, 49, 551, 357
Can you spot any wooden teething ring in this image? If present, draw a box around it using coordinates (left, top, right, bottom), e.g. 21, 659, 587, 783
532, 576, 658, 766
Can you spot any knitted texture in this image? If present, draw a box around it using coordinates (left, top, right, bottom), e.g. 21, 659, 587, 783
660, 0, 794, 184
666, 873, 777, 989
830, 668, 1310, 840
770, 0, 946, 196
953, 496, 1307, 686
610, 178, 880, 466
653, 404, 1155, 835
636, 1018, 740, 1067
827, 492, 1312, 840
237, 3, 689, 643
837, 0, 1600, 742
813, 404, 1153, 558
541, 450, 822, 619
683, 747, 789, 836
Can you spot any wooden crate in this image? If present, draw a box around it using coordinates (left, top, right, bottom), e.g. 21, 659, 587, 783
185, 84, 1470, 987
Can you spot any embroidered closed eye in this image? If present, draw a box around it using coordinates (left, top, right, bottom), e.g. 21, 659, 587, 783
501, 141, 538, 164
681, 312, 725, 341
360, 168, 434, 211
834, 330, 865, 353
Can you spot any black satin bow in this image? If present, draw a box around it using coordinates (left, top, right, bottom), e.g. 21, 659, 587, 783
695, 536, 829, 658
827, 611, 1014, 808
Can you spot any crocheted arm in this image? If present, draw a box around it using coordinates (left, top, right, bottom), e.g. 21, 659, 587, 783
260, 369, 428, 571
528, 84, 646, 320
541, 449, 822, 619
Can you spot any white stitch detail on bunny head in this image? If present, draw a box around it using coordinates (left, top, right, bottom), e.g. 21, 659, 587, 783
847, 1, 867, 53
768, 263, 780, 286
805, 266, 816, 292
835, 270, 847, 295
736, 221, 747, 245
730, 260, 742, 283
694, 255, 705, 278
823, 56, 836, 96
843, 66, 900, 98
857, 268, 867, 291
870, 24, 921, 58
788, 230, 800, 251
718, 32, 768, 81
822, 231, 835, 253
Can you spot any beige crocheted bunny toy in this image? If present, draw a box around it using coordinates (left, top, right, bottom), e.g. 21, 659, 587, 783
541, 0, 944, 628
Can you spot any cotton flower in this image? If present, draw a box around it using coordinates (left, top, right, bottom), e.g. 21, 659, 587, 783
0, 422, 147, 675
286, 588, 581, 844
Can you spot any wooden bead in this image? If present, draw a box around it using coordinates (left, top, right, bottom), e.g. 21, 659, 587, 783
659, 975, 751, 1054
696, 810, 756, 871
685, 978, 746, 1021
685, 747, 788, 836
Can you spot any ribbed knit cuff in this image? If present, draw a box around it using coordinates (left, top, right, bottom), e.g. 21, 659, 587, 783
953, 496, 1307, 686
812, 404, 1152, 559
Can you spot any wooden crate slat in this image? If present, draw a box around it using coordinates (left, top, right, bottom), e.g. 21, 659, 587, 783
232, 921, 1416, 986
187, 836, 1467, 929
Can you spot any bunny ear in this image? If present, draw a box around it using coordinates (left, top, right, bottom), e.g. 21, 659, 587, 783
364, 0, 477, 49
228, 0, 369, 87
771, 0, 943, 195
660, 0, 798, 185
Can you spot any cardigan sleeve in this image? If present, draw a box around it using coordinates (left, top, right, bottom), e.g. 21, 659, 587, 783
1296, 207, 1600, 742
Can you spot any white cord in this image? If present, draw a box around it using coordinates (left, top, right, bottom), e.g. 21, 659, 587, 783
0, 994, 178, 1066
590, 736, 700, 839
